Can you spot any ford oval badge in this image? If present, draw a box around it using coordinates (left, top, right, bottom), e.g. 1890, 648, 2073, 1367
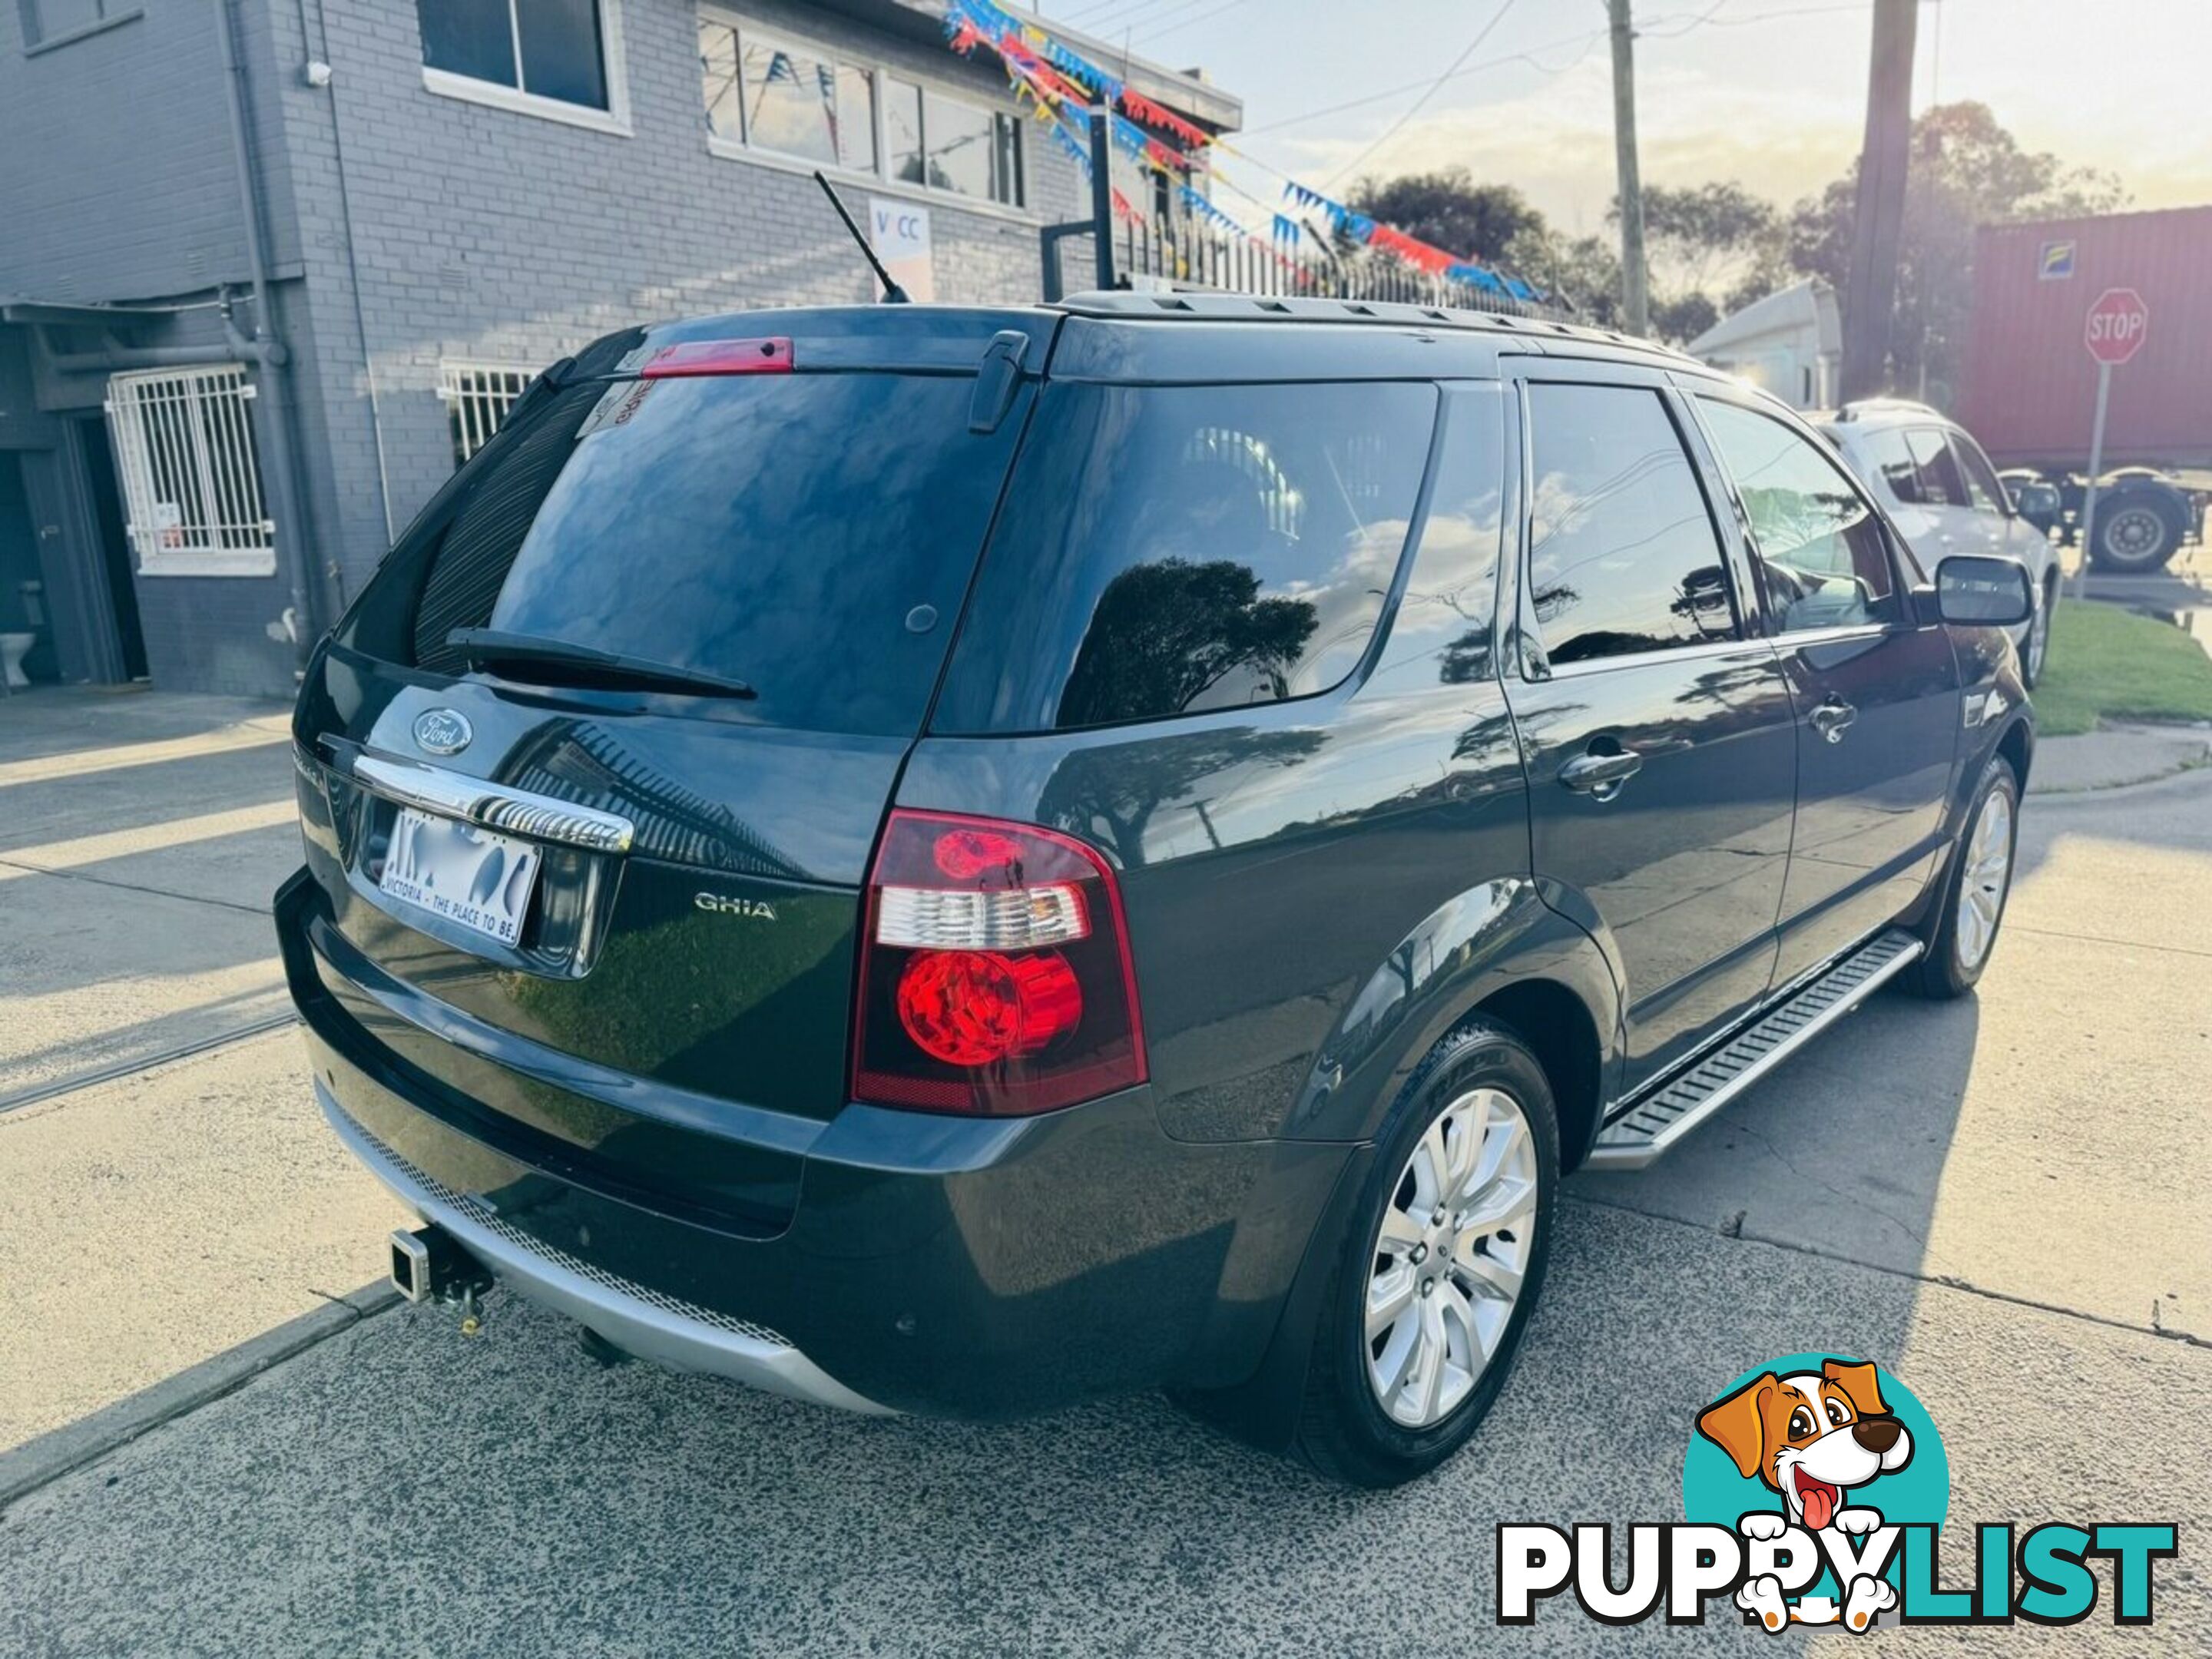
412, 707, 474, 757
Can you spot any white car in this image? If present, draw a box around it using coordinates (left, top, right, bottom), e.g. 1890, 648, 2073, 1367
1816, 400, 2060, 687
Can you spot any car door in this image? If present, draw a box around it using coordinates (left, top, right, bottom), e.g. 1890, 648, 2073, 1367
1503, 369, 1798, 1091
1690, 393, 1962, 984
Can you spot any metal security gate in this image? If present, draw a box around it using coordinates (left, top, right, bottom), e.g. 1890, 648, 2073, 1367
437, 362, 535, 468
103, 364, 276, 578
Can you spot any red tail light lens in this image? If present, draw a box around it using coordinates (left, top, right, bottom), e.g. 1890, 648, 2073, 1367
639, 336, 793, 377
854, 810, 1147, 1115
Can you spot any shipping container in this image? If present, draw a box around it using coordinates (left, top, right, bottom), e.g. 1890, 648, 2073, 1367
1959, 204, 2212, 471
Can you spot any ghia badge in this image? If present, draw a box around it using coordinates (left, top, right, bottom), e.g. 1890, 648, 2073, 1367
696, 892, 777, 921
412, 707, 474, 757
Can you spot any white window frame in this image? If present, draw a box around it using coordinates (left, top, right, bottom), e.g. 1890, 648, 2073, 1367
700, 6, 1030, 220
104, 365, 278, 579
700, 14, 880, 177
437, 361, 536, 468
421, 0, 632, 137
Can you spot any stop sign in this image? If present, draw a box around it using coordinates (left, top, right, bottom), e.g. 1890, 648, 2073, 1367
2085, 287, 2149, 365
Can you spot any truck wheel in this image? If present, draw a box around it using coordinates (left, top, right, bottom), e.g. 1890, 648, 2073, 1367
1290, 1019, 1557, 1488
1911, 757, 2020, 1001
2088, 497, 2182, 573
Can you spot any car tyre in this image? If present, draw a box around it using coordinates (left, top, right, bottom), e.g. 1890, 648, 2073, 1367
1290, 1018, 1558, 1488
2087, 495, 2183, 574
1910, 756, 2020, 1000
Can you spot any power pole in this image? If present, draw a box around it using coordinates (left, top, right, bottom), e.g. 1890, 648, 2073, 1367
1839, 0, 1918, 402
1608, 0, 1650, 338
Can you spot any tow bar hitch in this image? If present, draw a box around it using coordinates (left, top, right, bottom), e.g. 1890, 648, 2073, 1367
389, 1224, 495, 1333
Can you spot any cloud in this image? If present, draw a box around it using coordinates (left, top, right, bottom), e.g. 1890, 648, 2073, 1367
1273, 57, 1865, 228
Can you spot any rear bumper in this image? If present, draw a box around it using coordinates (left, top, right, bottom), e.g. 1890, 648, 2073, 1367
321, 1082, 890, 1413
279, 868, 1351, 1419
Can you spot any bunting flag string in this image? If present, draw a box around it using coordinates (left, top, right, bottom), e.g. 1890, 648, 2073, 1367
940, 0, 1547, 302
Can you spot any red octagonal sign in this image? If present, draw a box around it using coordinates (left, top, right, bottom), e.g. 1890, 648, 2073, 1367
2085, 286, 2149, 365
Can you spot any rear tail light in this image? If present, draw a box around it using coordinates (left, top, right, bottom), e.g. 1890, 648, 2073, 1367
640, 336, 793, 377
853, 810, 1147, 1115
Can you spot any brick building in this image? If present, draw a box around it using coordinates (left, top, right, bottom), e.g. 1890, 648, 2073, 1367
0, 1, 1239, 697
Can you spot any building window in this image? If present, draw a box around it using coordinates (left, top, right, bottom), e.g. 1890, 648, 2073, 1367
19, 0, 138, 51
699, 18, 876, 173
439, 362, 535, 468
697, 12, 1022, 210
419, 0, 625, 127
885, 77, 1023, 207
104, 366, 276, 579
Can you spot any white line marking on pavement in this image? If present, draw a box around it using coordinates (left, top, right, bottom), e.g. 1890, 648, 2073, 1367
0, 724, 290, 790
0, 800, 298, 880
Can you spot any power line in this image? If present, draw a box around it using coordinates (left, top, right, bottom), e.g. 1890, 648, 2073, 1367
1243, 0, 1871, 141
1058, 0, 1177, 31
1323, 0, 1523, 189
1240, 26, 1608, 136
1137, 0, 1257, 46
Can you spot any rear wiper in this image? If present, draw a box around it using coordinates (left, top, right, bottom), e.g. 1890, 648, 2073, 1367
445, 628, 757, 700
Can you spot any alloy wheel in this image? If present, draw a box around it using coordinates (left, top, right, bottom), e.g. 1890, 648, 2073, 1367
1365, 1088, 1538, 1429
1956, 786, 2014, 971
2026, 597, 2051, 683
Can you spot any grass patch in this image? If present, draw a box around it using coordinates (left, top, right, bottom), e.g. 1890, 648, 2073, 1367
2034, 600, 2212, 736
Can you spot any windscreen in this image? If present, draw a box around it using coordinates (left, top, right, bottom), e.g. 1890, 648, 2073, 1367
384, 370, 1030, 736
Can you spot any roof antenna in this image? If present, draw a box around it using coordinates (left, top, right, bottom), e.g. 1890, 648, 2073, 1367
813, 171, 909, 303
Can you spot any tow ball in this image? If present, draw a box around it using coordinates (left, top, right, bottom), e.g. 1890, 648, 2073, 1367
389, 1225, 495, 1334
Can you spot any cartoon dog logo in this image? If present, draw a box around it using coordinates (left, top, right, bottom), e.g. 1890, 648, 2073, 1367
1696, 1358, 1913, 1631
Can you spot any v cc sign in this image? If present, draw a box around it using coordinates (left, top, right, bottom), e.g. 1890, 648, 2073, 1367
2084, 287, 2149, 365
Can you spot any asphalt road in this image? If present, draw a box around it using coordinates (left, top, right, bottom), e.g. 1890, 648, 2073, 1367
2, 689, 2207, 1655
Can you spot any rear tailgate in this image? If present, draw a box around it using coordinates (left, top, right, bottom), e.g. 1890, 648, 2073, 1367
288, 310, 1046, 1229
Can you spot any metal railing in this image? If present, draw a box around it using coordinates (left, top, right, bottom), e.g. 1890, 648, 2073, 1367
1112, 217, 1565, 319
1038, 111, 1567, 320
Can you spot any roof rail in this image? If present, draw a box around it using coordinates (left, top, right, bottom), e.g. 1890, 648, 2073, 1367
1051, 290, 1695, 362
1833, 397, 1942, 422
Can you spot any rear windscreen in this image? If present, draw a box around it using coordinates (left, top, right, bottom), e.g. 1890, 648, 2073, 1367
932, 380, 1438, 734
369, 370, 1030, 736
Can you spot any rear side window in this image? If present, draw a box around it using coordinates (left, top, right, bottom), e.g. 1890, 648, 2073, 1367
1522, 383, 1735, 667
1857, 429, 1925, 504
932, 381, 1438, 733
1366, 385, 1506, 694
1698, 399, 1900, 632
1906, 428, 1969, 507
1948, 433, 2008, 515
358, 370, 1031, 736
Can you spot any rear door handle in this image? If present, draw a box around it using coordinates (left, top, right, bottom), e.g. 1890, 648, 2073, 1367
1558, 747, 1643, 799
1810, 697, 1857, 743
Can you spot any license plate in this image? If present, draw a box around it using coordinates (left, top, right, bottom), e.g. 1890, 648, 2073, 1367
379, 806, 541, 948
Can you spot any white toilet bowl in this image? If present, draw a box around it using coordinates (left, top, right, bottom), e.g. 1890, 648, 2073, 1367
0, 632, 31, 689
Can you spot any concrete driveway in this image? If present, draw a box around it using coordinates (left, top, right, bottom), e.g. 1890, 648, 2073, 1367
2, 688, 2206, 1655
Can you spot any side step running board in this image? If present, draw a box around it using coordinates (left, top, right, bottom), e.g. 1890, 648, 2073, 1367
1584, 929, 1924, 1171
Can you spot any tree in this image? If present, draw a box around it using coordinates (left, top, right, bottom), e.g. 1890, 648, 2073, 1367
1512, 230, 1623, 327
1634, 183, 1783, 306
1651, 291, 1720, 346
1056, 558, 1318, 730
1786, 101, 2127, 402
1345, 168, 1545, 264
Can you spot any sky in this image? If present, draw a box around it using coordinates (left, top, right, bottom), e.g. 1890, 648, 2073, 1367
1039, 0, 2212, 234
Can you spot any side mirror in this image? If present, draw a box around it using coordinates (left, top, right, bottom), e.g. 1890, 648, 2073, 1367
1934, 554, 2034, 628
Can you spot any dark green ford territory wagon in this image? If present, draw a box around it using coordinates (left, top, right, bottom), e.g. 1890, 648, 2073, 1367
279, 294, 2035, 1485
